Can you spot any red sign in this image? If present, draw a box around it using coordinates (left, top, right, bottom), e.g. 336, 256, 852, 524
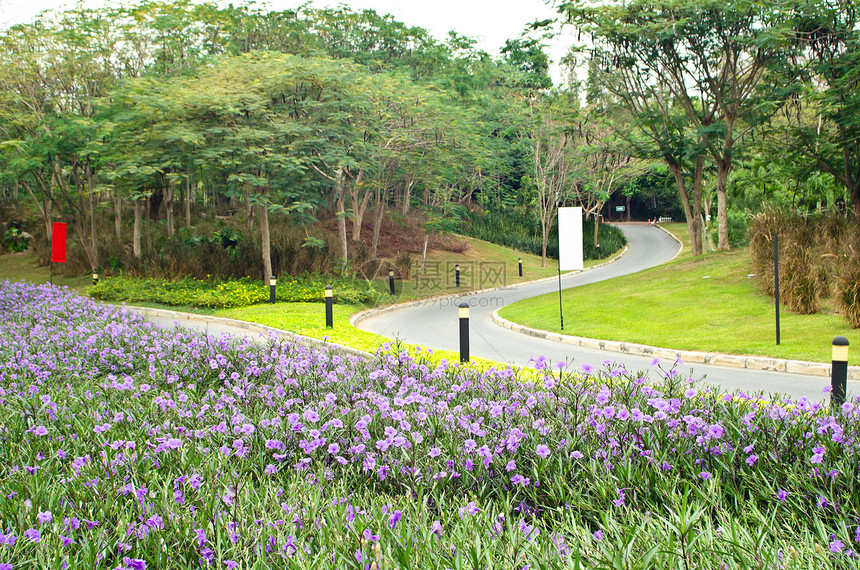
51, 222, 67, 263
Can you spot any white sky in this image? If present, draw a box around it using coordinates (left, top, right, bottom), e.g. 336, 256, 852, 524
0, 0, 578, 85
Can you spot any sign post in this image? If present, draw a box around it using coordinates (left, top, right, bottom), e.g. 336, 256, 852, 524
557, 207, 584, 331
50, 222, 67, 285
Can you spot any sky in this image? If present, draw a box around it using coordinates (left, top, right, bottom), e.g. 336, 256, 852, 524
0, 0, 578, 85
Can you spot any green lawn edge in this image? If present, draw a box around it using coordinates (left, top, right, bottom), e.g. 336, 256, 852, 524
499, 224, 858, 365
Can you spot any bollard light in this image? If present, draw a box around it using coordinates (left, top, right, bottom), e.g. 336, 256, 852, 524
459, 302, 470, 363
518, 257, 523, 277
388, 269, 395, 296
269, 275, 276, 304
92, 270, 99, 286
325, 285, 333, 328
455, 264, 461, 288
832, 336, 849, 407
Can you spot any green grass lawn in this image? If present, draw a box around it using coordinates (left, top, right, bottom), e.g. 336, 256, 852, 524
499, 233, 859, 364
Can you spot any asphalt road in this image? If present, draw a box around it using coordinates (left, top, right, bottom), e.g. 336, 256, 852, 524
358, 224, 850, 402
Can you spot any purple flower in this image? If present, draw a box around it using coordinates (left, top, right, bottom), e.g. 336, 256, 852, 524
193, 528, 206, 548
580, 364, 594, 375
511, 474, 530, 487
36, 511, 52, 525
593, 530, 605, 541
430, 521, 443, 536
389, 510, 402, 529
536, 444, 551, 459
33, 426, 48, 436
24, 529, 40, 543
830, 540, 844, 553
699, 471, 712, 481
776, 490, 788, 502
746, 455, 758, 467
0, 563, 12, 570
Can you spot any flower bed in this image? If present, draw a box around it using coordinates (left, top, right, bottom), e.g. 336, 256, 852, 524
1, 280, 859, 569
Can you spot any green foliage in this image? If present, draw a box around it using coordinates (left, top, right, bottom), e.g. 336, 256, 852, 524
708, 209, 749, 249
89, 275, 376, 308
1, 224, 29, 253
459, 209, 626, 261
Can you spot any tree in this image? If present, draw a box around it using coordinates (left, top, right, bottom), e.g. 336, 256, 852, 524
562, 0, 791, 252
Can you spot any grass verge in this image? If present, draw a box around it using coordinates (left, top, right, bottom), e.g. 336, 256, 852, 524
499, 227, 858, 364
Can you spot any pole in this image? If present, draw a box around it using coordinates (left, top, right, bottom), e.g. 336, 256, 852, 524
325, 285, 333, 328
557, 260, 564, 331
50, 261, 53, 286
92, 269, 99, 286
832, 336, 849, 407
518, 257, 523, 277
459, 303, 470, 363
774, 233, 780, 345
455, 264, 460, 288
388, 269, 395, 296
269, 276, 276, 304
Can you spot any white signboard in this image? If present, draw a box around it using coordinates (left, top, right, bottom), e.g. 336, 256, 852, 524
558, 207, 583, 271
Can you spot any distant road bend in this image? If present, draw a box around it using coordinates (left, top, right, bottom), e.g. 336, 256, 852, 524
356, 224, 851, 401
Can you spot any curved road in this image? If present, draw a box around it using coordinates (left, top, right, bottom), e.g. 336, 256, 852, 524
358, 224, 850, 401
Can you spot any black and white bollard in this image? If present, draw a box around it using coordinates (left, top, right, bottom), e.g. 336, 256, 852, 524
269, 276, 276, 304
518, 257, 523, 277
325, 285, 333, 328
832, 336, 849, 407
455, 264, 461, 288
388, 269, 395, 296
92, 270, 99, 286
459, 303, 470, 363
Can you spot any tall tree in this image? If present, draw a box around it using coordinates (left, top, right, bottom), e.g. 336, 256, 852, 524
562, 0, 791, 252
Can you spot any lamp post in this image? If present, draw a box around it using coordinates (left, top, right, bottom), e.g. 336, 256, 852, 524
459, 303, 469, 363
832, 336, 849, 407
269, 276, 276, 304
325, 285, 333, 328
388, 269, 395, 296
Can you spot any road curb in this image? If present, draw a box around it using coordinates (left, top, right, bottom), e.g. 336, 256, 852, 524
491, 311, 860, 381
124, 306, 374, 361
349, 246, 630, 328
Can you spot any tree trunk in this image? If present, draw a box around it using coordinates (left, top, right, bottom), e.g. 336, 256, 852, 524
400, 179, 413, 216
370, 198, 385, 260
12, 180, 18, 202
165, 180, 175, 238
114, 192, 122, 242
540, 221, 548, 268
350, 172, 371, 242
668, 159, 704, 257
185, 178, 192, 228
133, 200, 142, 259
594, 212, 600, 248
245, 192, 254, 232
334, 168, 348, 268
259, 203, 272, 281
87, 165, 99, 270
626, 195, 632, 222
145, 196, 153, 255
716, 163, 730, 250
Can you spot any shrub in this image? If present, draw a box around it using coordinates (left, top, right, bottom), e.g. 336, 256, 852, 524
89, 274, 376, 308
459, 209, 626, 261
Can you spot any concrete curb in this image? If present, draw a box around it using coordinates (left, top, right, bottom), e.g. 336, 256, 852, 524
125, 306, 373, 361
491, 311, 860, 381
349, 246, 630, 327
